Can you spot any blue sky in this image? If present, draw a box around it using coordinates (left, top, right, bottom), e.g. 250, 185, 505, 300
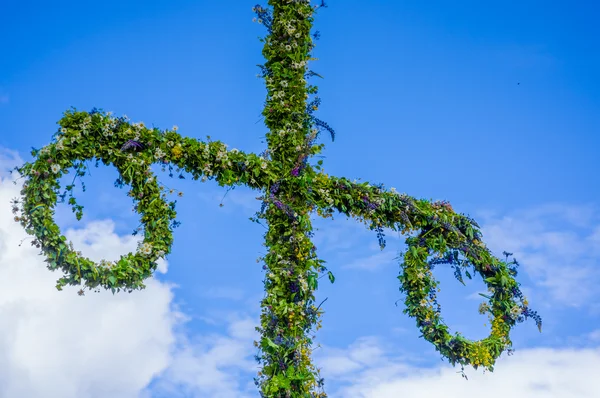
0, 1, 599, 397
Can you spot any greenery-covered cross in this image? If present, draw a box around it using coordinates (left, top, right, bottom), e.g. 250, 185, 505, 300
11, 1, 542, 397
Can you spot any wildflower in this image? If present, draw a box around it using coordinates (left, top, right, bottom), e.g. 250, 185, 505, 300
121, 140, 145, 152
171, 145, 183, 159
258, 18, 263, 24
154, 148, 166, 159
50, 164, 61, 173
173, 125, 178, 131
285, 44, 292, 51
138, 242, 153, 256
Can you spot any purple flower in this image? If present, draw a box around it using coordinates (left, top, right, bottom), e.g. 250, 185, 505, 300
121, 140, 145, 152
291, 167, 300, 177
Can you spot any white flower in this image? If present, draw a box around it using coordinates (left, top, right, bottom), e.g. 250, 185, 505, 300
258, 18, 263, 24
154, 148, 166, 159
173, 125, 178, 131
138, 242, 153, 256
280, 80, 288, 87
285, 44, 292, 51
60, 127, 67, 134
50, 164, 61, 173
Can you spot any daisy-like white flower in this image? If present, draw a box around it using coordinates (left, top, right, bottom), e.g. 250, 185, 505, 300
510, 305, 523, 319
258, 18, 263, 24
173, 125, 178, 131
154, 148, 166, 159
285, 44, 292, 51
60, 127, 67, 134
478, 302, 489, 314
138, 242, 153, 256
50, 164, 61, 173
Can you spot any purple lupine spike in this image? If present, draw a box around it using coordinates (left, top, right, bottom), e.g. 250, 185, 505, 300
291, 167, 300, 176
120, 140, 145, 152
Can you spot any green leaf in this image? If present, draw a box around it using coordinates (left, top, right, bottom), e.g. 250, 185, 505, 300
478, 293, 492, 300
327, 271, 335, 284
265, 337, 279, 349
108, 275, 117, 285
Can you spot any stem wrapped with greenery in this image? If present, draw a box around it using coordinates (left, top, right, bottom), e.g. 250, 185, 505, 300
11, 1, 541, 396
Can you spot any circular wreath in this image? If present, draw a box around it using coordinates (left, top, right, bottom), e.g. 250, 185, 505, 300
397, 217, 531, 372
13, 110, 177, 293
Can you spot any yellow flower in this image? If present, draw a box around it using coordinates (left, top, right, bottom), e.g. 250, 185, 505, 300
171, 145, 183, 159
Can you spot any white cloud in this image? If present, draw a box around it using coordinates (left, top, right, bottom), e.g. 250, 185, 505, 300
478, 204, 600, 308
148, 313, 259, 398
0, 152, 185, 397
315, 336, 600, 398
0, 149, 259, 398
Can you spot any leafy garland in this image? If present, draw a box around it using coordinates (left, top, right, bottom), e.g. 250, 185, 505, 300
10, 1, 542, 397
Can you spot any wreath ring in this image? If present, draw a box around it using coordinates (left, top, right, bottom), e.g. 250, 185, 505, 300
15, 113, 177, 293
398, 228, 521, 371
